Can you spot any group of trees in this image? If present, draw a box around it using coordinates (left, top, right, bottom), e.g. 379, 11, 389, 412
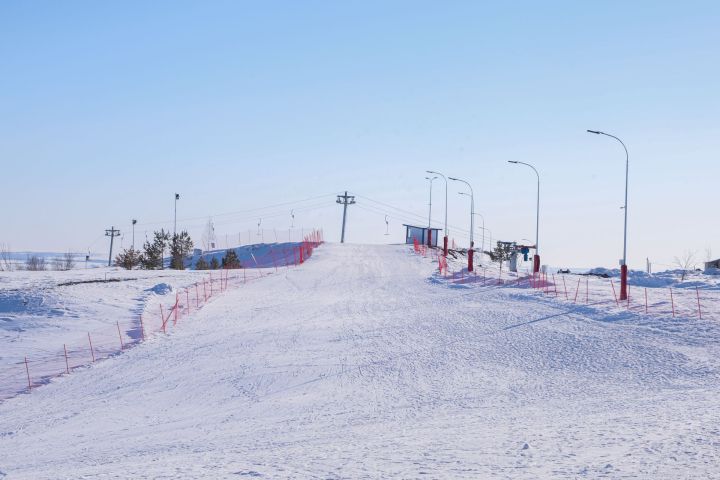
115, 229, 194, 270
195, 249, 241, 270
114, 230, 242, 271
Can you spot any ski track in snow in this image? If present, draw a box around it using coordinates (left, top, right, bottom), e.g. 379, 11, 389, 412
1, 244, 719, 478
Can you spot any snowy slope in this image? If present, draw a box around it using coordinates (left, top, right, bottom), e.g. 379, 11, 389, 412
1, 244, 719, 478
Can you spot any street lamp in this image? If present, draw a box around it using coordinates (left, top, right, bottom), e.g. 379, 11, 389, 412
427, 170, 449, 255
508, 161, 541, 273
449, 176, 474, 272
459, 193, 486, 259
173, 193, 180, 238
587, 129, 629, 300
473, 211, 486, 259
131, 219, 137, 250
425, 176, 438, 246
479, 225, 492, 254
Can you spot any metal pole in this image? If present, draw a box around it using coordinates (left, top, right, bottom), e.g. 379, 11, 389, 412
587, 130, 629, 300
336, 192, 355, 243
132, 219, 137, 250
450, 177, 474, 271
174, 193, 180, 239
427, 170, 448, 254
508, 161, 540, 272
341, 198, 348, 243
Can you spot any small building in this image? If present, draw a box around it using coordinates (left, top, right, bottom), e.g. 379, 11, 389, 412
403, 224, 441, 247
705, 258, 720, 271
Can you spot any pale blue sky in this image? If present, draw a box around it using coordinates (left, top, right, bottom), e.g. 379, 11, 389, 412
1, 1, 718, 269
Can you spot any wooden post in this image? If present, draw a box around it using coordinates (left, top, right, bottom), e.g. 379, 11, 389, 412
585, 276, 589, 304
696, 287, 702, 319
627, 284, 631, 309
573, 277, 581, 303
63, 344, 70, 374
670, 288, 675, 317
186, 290, 190, 315
117, 321, 124, 350
160, 304, 166, 334
562, 275, 568, 300
611, 279, 619, 306
645, 288, 648, 314
24, 356, 31, 391
195, 283, 199, 308
88, 333, 96, 362
140, 314, 145, 341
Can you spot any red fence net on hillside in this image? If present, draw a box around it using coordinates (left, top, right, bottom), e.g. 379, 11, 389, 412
0, 231, 324, 402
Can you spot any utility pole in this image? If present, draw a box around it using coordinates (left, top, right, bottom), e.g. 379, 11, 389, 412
105, 227, 120, 267
336, 191, 356, 243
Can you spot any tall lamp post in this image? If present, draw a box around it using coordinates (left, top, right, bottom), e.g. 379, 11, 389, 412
473, 212, 486, 259
449, 176, 474, 272
425, 176, 437, 246
459, 193, 486, 260
131, 219, 137, 250
173, 193, 180, 238
508, 161, 541, 273
587, 129, 629, 300
427, 170, 449, 255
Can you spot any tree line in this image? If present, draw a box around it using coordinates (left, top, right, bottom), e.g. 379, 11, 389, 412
114, 230, 242, 270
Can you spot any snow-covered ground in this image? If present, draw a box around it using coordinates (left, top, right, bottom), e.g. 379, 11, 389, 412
1, 243, 719, 478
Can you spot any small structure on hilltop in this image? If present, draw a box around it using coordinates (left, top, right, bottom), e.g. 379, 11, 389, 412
704, 258, 720, 272
403, 224, 441, 247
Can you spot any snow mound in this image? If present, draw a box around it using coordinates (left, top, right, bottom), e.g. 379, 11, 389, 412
147, 283, 173, 295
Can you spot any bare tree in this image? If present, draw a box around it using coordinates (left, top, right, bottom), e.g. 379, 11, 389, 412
0, 243, 13, 271
63, 251, 76, 270
674, 250, 696, 282
26, 255, 46, 271
51, 257, 65, 271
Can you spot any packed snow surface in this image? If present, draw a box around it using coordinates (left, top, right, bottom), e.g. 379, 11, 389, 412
1, 244, 719, 478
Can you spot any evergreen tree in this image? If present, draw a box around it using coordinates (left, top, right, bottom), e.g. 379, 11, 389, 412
115, 248, 141, 270
170, 231, 194, 270
210, 257, 220, 270
140, 230, 169, 269
221, 249, 241, 269
195, 257, 209, 270
489, 241, 514, 274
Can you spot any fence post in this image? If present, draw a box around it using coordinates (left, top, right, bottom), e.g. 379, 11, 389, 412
117, 321, 125, 350
24, 356, 31, 391
88, 332, 96, 362
186, 290, 190, 315
552, 274, 558, 296
63, 344, 70, 374
160, 304, 167, 334
562, 275, 568, 300
696, 287, 702, 319
670, 288, 675, 317
586, 277, 589, 304
644, 288, 648, 314
610, 279, 619, 306
627, 284, 631, 309
195, 283, 199, 308
140, 314, 145, 341
573, 277, 581, 303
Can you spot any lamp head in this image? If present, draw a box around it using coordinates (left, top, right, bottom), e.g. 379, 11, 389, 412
508, 160, 518, 164
587, 129, 601, 134
448, 177, 458, 181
